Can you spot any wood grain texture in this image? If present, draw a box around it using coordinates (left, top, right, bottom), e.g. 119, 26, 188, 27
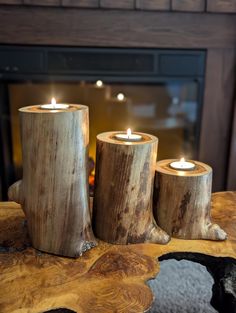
136, 0, 170, 10
227, 99, 236, 190
199, 49, 236, 191
100, 0, 135, 9
62, 0, 99, 7
1, 0, 236, 13
172, 0, 205, 12
0, 7, 235, 48
0, 191, 235, 313
207, 0, 236, 13
0, 0, 22, 4
93, 132, 170, 245
23, 0, 60, 5
8, 105, 96, 257
154, 160, 227, 240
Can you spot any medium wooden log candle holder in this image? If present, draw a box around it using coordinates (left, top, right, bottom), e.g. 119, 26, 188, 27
8, 103, 96, 257
93, 131, 170, 245
153, 159, 227, 241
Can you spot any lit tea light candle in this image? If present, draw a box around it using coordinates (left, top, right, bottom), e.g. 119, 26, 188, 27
114, 128, 143, 142
169, 157, 196, 171
117, 93, 125, 101
41, 98, 69, 110
94, 131, 161, 245
95, 80, 103, 87
155, 159, 227, 241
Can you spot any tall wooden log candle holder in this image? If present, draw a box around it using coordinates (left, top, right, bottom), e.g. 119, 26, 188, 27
93, 130, 170, 245
154, 159, 227, 240
8, 100, 96, 257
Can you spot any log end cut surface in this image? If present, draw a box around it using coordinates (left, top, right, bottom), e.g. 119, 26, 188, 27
0, 192, 235, 313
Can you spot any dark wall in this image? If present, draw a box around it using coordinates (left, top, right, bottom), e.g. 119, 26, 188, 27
0, 0, 236, 13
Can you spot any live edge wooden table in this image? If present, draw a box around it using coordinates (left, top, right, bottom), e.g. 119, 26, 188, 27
0, 192, 235, 313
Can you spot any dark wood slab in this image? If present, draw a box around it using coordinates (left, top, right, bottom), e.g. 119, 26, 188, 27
0, 192, 235, 313
0, 7, 235, 48
23, 0, 60, 5
0, 0, 22, 4
136, 0, 170, 10
172, 0, 205, 12
62, 0, 99, 7
199, 48, 236, 191
207, 0, 236, 13
227, 99, 236, 190
100, 0, 135, 9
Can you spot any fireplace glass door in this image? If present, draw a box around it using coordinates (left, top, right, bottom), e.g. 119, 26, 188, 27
0, 46, 205, 199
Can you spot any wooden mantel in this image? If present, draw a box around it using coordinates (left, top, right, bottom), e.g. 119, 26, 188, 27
0, 7, 235, 48
0, 0, 236, 13
0, 5, 235, 191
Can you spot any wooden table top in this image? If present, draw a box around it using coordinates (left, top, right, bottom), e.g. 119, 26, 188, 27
0, 191, 235, 313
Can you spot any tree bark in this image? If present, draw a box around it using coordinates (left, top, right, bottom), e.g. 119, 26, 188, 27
153, 159, 227, 240
93, 132, 170, 245
8, 104, 96, 257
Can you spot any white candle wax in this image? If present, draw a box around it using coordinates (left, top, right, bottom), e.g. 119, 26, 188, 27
169, 158, 196, 171
114, 128, 142, 142
41, 98, 69, 110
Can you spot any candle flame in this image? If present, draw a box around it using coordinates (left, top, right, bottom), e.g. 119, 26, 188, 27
127, 128, 132, 138
117, 93, 125, 101
180, 157, 185, 163
51, 98, 56, 107
96, 80, 103, 87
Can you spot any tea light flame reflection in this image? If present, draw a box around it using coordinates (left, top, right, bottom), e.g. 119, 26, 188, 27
117, 93, 125, 101
95, 80, 103, 87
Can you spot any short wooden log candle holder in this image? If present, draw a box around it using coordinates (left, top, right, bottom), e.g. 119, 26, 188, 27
93, 131, 170, 245
8, 104, 96, 257
154, 159, 227, 240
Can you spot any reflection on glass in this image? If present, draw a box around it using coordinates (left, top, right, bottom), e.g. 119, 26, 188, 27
9, 81, 199, 180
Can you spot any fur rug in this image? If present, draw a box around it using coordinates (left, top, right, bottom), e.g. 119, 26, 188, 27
147, 260, 217, 313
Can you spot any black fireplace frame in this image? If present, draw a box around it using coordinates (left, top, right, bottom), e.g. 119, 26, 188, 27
0, 45, 205, 200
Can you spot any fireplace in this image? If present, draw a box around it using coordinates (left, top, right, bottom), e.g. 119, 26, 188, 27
0, 45, 206, 200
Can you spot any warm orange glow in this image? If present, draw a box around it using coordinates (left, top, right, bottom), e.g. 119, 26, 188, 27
180, 157, 185, 163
